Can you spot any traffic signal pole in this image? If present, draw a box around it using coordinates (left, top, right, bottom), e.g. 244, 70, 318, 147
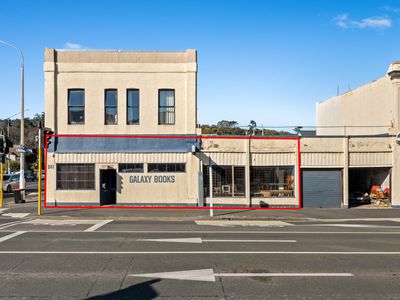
37, 129, 42, 215
0, 161, 3, 208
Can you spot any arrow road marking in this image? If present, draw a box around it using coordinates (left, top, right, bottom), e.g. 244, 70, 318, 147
129, 269, 354, 282
137, 238, 296, 243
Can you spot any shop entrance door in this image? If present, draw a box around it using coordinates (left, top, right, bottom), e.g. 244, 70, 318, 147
100, 169, 117, 205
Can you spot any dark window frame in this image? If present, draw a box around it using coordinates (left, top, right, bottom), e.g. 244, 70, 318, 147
118, 163, 144, 173
68, 89, 85, 125
203, 165, 246, 198
56, 163, 95, 190
158, 89, 175, 125
104, 89, 118, 125
126, 89, 140, 125
250, 166, 295, 198
148, 163, 185, 173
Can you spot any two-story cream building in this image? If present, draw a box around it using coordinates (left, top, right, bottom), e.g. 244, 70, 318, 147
44, 49, 400, 208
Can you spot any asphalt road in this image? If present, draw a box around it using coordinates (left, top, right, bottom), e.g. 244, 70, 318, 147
0, 209, 399, 299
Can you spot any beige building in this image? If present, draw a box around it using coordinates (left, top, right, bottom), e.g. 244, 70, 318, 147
316, 62, 400, 136
44, 48, 200, 206
44, 50, 399, 208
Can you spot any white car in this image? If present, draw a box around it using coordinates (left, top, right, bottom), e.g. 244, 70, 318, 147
3, 174, 20, 193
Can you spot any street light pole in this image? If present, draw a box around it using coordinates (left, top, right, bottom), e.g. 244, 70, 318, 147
0, 40, 25, 197
5, 110, 29, 175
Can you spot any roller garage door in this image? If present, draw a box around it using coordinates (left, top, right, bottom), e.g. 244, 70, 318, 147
302, 169, 342, 208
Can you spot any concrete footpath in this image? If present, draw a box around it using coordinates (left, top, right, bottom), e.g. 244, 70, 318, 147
2, 194, 400, 223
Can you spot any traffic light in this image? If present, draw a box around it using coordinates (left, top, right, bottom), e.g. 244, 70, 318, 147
43, 127, 54, 148
4, 135, 13, 155
0, 135, 4, 154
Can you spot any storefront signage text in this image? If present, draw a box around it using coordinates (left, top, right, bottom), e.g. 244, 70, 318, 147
129, 175, 175, 184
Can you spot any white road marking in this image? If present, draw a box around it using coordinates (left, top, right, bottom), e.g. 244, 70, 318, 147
138, 238, 202, 243
0, 231, 26, 243
131, 269, 216, 282
313, 224, 400, 228
318, 218, 400, 222
216, 273, 354, 277
138, 238, 296, 243
0, 208, 10, 213
129, 269, 354, 282
0, 220, 31, 230
195, 220, 294, 227
2, 213, 30, 218
0, 251, 399, 255
1, 230, 400, 234
84, 220, 113, 232
26, 219, 104, 226
203, 239, 296, 243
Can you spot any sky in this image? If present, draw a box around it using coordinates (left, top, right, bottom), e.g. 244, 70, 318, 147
1, 0, 400, 128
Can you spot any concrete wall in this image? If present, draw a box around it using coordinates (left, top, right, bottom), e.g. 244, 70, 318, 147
316, 68, 396, 135
44, 48, 197, 135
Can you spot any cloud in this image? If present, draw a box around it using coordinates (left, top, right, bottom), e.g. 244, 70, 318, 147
64, 42, 87, 49
382, 5, 400, 14
333, 14, 392, 29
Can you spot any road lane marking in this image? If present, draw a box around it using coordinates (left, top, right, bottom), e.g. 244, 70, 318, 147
0, 220, 31, 230
138, 238, 202, 243
0, 231, 26, 243
138, 238, 296, 243
2, 213, 30, 218
25, 219, 105, 226
129, 269, 354, 282
131, 269, 215, 282
216, 273, 354, 277
0, 251, 399, 255
313, 224, 400, 228
1, 230, 400, 234
202, 239, 296, 243
0, 208, 10, 213
84, 220, 113, 232
195, 220, 294, 227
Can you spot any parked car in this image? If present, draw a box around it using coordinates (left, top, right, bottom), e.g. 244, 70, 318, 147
24, 172, 36, 182
2, 174, 20, 193
349, 191, 371, 204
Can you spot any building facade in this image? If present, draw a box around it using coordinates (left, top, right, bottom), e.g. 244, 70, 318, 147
44, 48, 200, 206
44, 50, 400, 208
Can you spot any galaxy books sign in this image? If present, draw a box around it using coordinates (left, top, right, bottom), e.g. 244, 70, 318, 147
129, 175, 176, 184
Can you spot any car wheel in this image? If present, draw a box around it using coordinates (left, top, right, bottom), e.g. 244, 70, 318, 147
6, 185, 11, 193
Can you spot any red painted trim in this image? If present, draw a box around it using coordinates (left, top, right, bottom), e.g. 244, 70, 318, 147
44, 134, 48, 208
44, 134, 302, 211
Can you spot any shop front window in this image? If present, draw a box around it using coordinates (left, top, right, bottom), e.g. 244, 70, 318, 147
203, 165, 245, 197
250, 166, 294, 197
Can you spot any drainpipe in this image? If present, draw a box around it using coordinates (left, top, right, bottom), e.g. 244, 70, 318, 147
343, 136, 349, 208
245, 138, 251, 206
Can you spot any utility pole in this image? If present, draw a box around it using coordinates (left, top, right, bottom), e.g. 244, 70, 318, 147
37, 128, 42, 215
7, 119, 10, 174
0, 40, 25, 200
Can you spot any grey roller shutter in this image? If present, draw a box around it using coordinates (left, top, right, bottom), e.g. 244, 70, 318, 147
302, 169, 342, 208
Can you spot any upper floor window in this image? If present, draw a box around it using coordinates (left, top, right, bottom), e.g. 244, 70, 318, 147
127, 89, 139, 124
105, 89, 118, 125
159, 89, 175, 125
68, 89, 85, 124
